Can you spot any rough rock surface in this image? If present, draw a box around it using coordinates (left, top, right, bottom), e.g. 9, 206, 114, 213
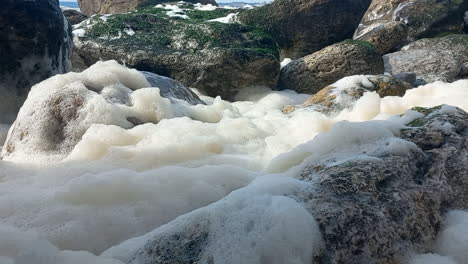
0, 61, 205, 162
402, 34, 468, 77
108, 105, 468, 264
279, 41, 384, 94
0, 0, 73, 123
282, 75, 412, 114
383, 49, 463, 85
355, 21, 407, 54
63, 9, 88, 25
355, 0, 468, 48
239, 0, 372, 59
73, 4, 279, 101
77, 0, 217, 16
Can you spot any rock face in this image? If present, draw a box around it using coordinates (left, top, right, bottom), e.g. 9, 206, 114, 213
282, 75, 412, 114
279, 41, 384, 94
355, 21, 407, 54
383, 48, 463, 85
0, 0, 73, 123
73, 3, 280, 101
355, 0, 468, 51
63, 9, 88, 25
0, 61, 205, 162
239, 0, 372, 59
402, 34, 468, 77
77, 0, 217, 16
105, 105, 468, 264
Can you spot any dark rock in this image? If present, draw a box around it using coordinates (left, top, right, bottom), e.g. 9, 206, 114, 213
356, 0, 468, 48
0, 0, 72, 123
393, 72, 417, 86
279, 40, 384, 94
239, 0, 372, 59
73, 4, 280, 101
77, 0, 217, 16
63, 9, 88, 25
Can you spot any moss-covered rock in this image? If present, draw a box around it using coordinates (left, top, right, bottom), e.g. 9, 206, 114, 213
73, 3, 280, 100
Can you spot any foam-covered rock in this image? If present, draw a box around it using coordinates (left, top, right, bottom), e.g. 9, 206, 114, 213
73, 3, 280, 100
0, 61, 205, 163
279, 41, 384, 94
0, 0, 72, 123
104, 105, 468, 264
282, 75, 412, 114
239, 0, 372, 59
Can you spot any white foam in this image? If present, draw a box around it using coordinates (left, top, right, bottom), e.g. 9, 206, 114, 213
1, 61, 468, 263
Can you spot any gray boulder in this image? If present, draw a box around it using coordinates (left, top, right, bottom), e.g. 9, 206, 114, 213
73, 4, 280, 101
355, 0, 468, 51
355, 21, 407, 54
0, 0, 73, 123
77, 0, 217, 16
103, 105, 468, 264
402, 34, 468, 76
279, 41, 384, 94
239, 0, 372, 59
383, 49, 463, 85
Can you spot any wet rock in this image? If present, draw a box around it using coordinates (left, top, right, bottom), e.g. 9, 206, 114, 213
239, 0, 372, 59
63, 9, 88, 25
279, 41, 384, 94
0, 0, 73, 123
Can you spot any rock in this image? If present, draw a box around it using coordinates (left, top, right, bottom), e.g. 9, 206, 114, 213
0, 0, 73, 123
77, 0, 217, 16
239, 0, 372, 59
63, 9, 88, 25
282, 75, 411, 114
402, 34, 468, 77
355, 21, 407, 54
106, 105, 468, 264
142, 71, 205, 106
383, 49, 463, 85
279, 40, 384, 94
393, 72, 417, 86
73, 3, 280, 101
356, 0, 468, 47
0, 61, 205, 162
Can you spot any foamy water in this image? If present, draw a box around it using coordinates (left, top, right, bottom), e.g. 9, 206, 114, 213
1, 61, 467, 263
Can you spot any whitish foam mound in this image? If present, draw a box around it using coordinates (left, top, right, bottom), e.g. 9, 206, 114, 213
0, 61, 468, 263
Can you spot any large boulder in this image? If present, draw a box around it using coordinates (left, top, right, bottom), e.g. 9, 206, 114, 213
282, 75, 412, 114
279, 41, 384, 94
355, 21, 407, 54
239, 0, 372, 59
77, 0, 217, 16
0, 61, 205, 163
103, 105, 468, 264
0, 0, 73, 123
355, 0, 468, 52
63, 9, 88, 25
383, 48, 464, 85
401, 34, 468, 77
73, 3, 280, 101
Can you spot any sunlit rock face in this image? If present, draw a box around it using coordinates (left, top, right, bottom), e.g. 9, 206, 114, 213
0, 0, 73, 124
